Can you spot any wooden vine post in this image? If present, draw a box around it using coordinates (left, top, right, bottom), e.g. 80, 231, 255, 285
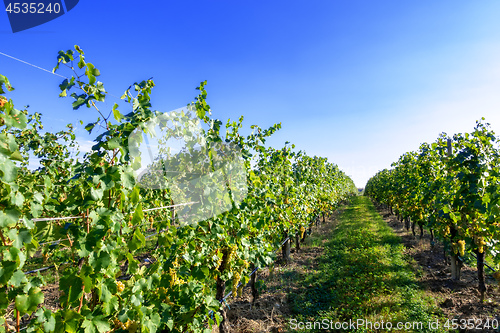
447, 139, 462, 281
474, 249, 487, 302
16, 310, 20, 332
302, 225, 309, 243
295, 231, 301, 252
216, 249, 230, 333
281, 232, 290, 263
250, 263, 258, 304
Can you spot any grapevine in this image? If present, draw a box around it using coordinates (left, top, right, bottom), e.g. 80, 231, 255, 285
365, 120, 500, 302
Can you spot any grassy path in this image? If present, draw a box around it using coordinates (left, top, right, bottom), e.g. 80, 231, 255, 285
287, 196, 445, 332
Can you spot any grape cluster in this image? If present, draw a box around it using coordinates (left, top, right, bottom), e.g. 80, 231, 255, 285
229, 255, 249, 298
158, 287, 175, 306
443, 226, 450, 237
475, 237, 486, 253
227, 244, 238, 263
169, 258, 183, 287
457, 240, 465, 256
231, 271, 241, 296
116, 281, 125, 293
215, 255, 223, 270
112, 318, 139, 333
300, 226, 306, 239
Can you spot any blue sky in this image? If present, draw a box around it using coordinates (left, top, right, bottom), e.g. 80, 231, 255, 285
2, 1, 500, 187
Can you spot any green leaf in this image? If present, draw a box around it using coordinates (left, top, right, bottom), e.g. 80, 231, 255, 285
102, 295, 119, 315
112, 104, 122, 122
3, 110, 27, 129
107, 138, 121, 150
121, 170, 135, 189
71, 93, 87, 110
11, 191, 24, 207
36, 308, 56, 332
15, 287, 44, 315
60, 273, 83, 306
81, 319, 96, 333
8, 228, 31, 249
0, 74, 14, 94
0, 157, 18, 182
131, 203, 144, 225
44, 313, 56, 332
126, 252, 140, 273
85, 122, 96, 132
129, 187, 140, 204
90, 187, 104, 201
0, 261, 17, 285
98, 280, 112, 303
449, 212, 459, 222
93, 251, 112, 271
9, 270, 27, 287
78, 57, 85, 69
0, 208, 20, 228
57, 309, 82, 333
92, 315, 110, 333
128, 227, 146, 252
80, 264, 93, 293
9, 150, 24, 162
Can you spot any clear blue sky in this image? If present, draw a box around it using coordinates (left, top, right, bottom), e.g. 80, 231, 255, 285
2, 1, 500, 187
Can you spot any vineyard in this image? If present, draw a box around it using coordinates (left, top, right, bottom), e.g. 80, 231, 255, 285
0, 46, 357, 333
365, 121, 500, 305
4, 45, 500, 333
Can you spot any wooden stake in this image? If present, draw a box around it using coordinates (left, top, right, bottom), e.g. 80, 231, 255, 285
281, 233, 290, 263
16, 310, 19, 332
295, 233, 300, 252
216, 249, 230, 333
77, 285, 85, 313
250, 263, 258, 304
86, 209, 90, 233
475, 249, 487, 302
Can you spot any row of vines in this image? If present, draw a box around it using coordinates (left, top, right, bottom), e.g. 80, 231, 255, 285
0, 46, 357, 332
364, 120, 500, 302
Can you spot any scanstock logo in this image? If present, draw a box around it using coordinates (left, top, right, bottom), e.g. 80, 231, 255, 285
4, 0, 79, 33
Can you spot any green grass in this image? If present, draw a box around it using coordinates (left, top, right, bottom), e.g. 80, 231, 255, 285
287, 196, 447, 332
